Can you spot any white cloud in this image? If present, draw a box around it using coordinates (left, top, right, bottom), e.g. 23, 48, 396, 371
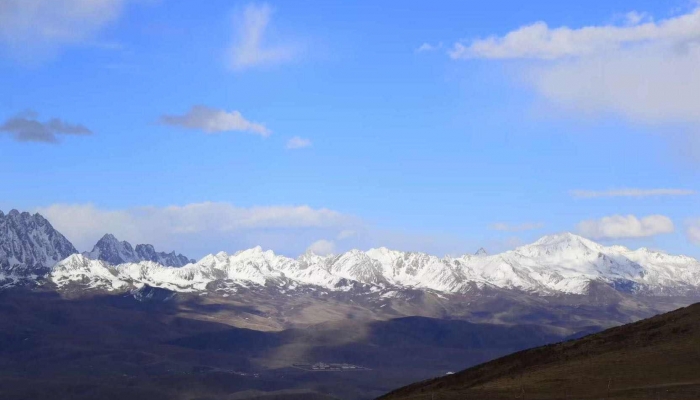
226, 3, 298, 70
33, 203, 482, 258
337, 230, 356, 240
415, 42, 442, 53
490, 222, 543, 232
0, 0, 128, 61
623, 11, 651, 26
36, 202, 356, 255
307, 239, 336, 255
286, 136, 312, 149
687, 219, 700, 245
529, 44, 700, 124
160, 106, 271, 137
450, 7, 700, 126
570, 188, 696, 198
450, 8, 700, 60
577, 214, 674, 239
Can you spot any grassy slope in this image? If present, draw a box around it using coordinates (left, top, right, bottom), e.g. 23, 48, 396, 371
380, 303, 700, 399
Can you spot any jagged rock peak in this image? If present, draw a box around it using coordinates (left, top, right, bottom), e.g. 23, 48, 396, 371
0, 209, 78, 276
82, 234, 194, 267
474, 247, 488, 256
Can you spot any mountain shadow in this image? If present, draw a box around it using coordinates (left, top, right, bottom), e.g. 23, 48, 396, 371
0, 289, 567, 400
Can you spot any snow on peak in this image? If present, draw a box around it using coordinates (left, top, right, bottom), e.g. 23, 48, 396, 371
515, 232, 604, 259
0, 209, 78, 276
531, 232, 601, 249
40, 233, 700, 297
51, 254, 128, 291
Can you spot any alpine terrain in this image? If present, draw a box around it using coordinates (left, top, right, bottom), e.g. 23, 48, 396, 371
1, 209, 700, 399
0, 210, 77, 284
51, 232, 700, 297
82, 233, 195, 267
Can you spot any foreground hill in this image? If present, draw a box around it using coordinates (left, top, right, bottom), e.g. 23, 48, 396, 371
380, 302, 700, 399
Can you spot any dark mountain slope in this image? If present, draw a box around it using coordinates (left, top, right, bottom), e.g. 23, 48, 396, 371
0, 289, 566, 400
380, 302, 700, 399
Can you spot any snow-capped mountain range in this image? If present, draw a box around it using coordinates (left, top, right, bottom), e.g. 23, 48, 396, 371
2, 209, 700, 297
0, 210, 193, 287
52, 233, 700, 296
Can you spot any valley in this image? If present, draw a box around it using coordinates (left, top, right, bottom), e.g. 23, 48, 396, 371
2, 209, 700, 399
0, 288, 565, 399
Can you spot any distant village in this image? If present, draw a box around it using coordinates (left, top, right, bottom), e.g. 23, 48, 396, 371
292, 362, 369, 372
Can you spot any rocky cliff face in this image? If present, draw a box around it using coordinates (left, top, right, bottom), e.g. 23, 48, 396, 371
134, 244, 194, 267
0, 209, 77, 280
82, 234, 194, 267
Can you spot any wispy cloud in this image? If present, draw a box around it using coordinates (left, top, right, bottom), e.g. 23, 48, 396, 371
577, 214, 674, 239
286, 136, 312, 149
0, 110, 92, 143
337, 230, 356, 240
0, 0, 129, 62
687, 219, 700, 245
160, 106, 271, 137
36, 202, 357, 255
34, 203, 485, 258
415, 42, 442, 53
450, 8, 700, 60
570, 188, 696, 198
490, 222, 544, 232
307, 239, 336, 255
449, 6, 700, 127
226, 3, 298, 70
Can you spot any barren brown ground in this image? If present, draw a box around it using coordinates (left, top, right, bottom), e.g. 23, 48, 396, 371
379, 303, 700, 399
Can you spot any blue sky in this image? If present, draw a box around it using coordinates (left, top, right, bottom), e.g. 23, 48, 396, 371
1, 0, 699, 258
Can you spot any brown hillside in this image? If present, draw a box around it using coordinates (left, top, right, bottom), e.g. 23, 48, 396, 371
380, 302, 700, 399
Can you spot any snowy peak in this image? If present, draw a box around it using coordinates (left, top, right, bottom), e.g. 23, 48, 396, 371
83, 234, 138, 265
47, 232, 700, 297
532, 232, 601, 249
1, 212, 698, 299
51, 253, 127, 291
474, 247, 488, 256
0, 209, 77, 276
82, 234, 194, 267
516, 232, 604, 258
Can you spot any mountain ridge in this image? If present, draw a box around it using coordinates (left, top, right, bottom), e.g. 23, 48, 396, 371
2, 209, 700, 301
51, 232, 700, 297
82, 233, 194, 267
